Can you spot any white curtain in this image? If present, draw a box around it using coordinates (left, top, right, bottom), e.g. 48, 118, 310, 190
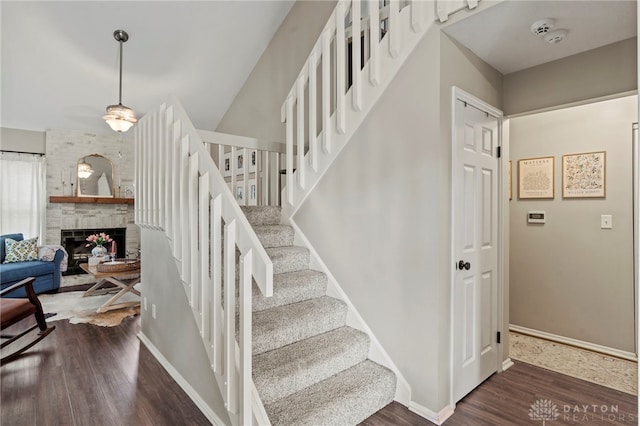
0, 152, 47, 242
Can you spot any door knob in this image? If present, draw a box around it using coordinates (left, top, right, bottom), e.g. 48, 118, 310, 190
457, 260, 471, 270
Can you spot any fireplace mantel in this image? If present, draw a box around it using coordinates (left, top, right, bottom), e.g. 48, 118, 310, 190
49, 196, 134, 205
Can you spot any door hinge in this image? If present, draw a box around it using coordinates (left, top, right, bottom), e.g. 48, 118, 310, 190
496, 146, 501, 158
497, 331, 501, 344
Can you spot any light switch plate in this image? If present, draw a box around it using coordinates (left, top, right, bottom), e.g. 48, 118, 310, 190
601, 214, 613, 229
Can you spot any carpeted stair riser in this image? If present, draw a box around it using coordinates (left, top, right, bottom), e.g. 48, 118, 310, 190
266, 246, 310, 274
237, 205, 397, 425
265, 360, 396, 426
254, 225, 295, 248
252, 269, 327, 312
230, 269, 327, 313
254, 326, 370, 404
240, 206, 281, 226
252, 296, 347, 355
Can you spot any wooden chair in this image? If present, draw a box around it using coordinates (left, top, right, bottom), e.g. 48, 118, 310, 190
1, 277, 55, 363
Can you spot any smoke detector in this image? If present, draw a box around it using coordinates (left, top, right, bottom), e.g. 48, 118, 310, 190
544, 29, 568, 44
530, 18, 555, 36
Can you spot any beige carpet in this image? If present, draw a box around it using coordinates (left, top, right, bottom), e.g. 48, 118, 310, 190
510, 332, 637, 395
39, 289, 140, 327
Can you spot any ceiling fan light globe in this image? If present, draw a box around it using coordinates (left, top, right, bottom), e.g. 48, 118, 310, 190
103, 104, 137, 132
78, 162, 94, 179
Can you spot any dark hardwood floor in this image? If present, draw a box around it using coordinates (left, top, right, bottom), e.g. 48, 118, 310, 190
3, 315, 637, 425
1, 316, 210, 426
362, 363, 638, 425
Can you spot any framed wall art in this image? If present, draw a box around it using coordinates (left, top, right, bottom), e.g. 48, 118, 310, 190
221, 153, 231, 177
562, 151, 606, 198
518, 156, 554, 199
235, 151, 245, 173
248, 178, 258, 206
249, 150, 258, 173
235, 182, 245, 204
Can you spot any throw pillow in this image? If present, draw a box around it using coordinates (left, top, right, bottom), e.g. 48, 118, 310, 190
3, 237, 39, 263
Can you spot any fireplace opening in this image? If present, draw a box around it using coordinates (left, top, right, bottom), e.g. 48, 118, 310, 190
61, 228, 126, 275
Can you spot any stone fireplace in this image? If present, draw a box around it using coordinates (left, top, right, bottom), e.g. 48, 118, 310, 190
44, 129, 139, 285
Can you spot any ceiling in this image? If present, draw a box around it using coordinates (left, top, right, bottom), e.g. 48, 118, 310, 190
1, 1, 293, 135
1, 1, 636, 137
443, 0, 637, 75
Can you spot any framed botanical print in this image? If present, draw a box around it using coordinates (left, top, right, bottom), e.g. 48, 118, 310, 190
562, 151, 605, 198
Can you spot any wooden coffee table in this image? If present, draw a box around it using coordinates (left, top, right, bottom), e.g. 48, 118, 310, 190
80, 263, 141, 313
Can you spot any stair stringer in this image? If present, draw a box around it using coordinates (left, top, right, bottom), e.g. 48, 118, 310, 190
285, 218, 412, 406
282, 3, 438, 220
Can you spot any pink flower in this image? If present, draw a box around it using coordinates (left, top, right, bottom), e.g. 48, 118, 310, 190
85, 232, 113, 247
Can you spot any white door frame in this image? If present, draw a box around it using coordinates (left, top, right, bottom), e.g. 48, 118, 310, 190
633, 122, 639, 356
449, 86, 505, 408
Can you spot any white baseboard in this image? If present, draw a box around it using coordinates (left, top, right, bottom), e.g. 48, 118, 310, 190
137, 332, 228, 426
408, 402, 454, 425
509, 324, 638, 362
502, 358, 514, 371
287, 219, 412, 406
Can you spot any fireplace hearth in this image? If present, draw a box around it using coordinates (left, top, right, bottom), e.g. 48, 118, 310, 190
61, 228, 126, 275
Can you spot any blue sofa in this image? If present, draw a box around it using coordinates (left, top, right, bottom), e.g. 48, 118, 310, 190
0, 233, 63, 297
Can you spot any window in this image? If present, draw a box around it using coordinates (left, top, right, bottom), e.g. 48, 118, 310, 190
0, 151, 47, 241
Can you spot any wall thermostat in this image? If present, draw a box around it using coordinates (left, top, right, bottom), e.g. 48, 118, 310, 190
528, 211, 546, 224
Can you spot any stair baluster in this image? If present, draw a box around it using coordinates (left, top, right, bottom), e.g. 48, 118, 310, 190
369, 0, 380, 85
136, 96, 273, 426
351, 0, 362, 111
281, 0, 435, 219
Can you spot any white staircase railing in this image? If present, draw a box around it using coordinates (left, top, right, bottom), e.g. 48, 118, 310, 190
198, 129, 292, 207
135, 96, 273, 426
281, 0, 436, 217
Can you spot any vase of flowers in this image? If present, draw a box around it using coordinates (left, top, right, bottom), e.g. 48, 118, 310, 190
86, 232, 113, 258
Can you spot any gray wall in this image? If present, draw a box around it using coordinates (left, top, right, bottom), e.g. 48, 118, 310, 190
509, 95, 637, 352
215, 0, 337, 142
1, 127, 45, 153
504, 38, 637, 116
293, 29, 503, 412
140, 229, 230, 424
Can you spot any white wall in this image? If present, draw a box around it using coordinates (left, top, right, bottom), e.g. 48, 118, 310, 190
1, 127, 45, 153
292, 28, 503, 412
215, 0, 337, 142
140, 228, 230, 424
509, 95, 637, 352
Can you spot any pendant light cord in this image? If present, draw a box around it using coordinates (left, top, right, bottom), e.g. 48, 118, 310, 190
118, 38, 123, 105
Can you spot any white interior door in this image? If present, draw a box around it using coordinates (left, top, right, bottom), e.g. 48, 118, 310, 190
452, 91, 500, 403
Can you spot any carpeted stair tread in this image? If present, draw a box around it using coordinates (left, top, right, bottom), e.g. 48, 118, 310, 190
265, 360, 396, 426
266, 246, 310, 274
253, 296, 347, 355
241, 206, 281, 226
254, 225, 295, 248
254, 326, 369, 404
253, 269, 327, 312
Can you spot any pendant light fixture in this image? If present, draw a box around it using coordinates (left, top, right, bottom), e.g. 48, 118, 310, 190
103, 30, 137, 133
78, 157, 94, 179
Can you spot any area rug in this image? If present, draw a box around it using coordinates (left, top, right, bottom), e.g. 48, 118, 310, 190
510, 332, 637, 395
39, 290, 140, 327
